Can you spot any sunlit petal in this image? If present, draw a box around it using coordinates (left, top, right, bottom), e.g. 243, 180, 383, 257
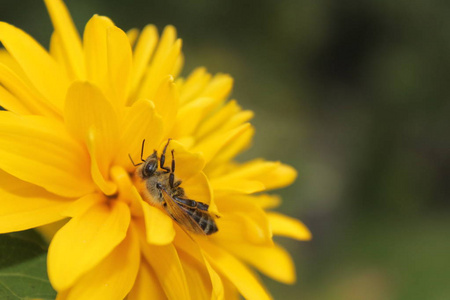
223, 242, 296, 284
140, 232, 191, 300
60, 225, 140, 300
0, 170, 71, 233
199, 240, 272, 300
83, 15, 115, 96
115, 99, 163, 170
130, 25, 159, 97
0, 112, 94, 197
64, 81, 119, 182
44, 0, 85, 80
267, 212, 312, 241
48, 200, 130, 291
127, 260, 166, 300
107, 26, 132, 107
140, 202, 175, 245
0, 22, 69, 110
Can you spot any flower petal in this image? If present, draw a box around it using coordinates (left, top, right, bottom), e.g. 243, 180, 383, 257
115, 99, 163, 170
171, 96, 218, 138
157, 139, 205, 181
223, 243, 296, 284
177, 67, 211, 104
0, 112, 94, 198
0, 63, 60, 117
86, 127, 118, 195
173, 228, 225, 300
267, 212, 312, 241
44, 0, 85, 80
83, 15, 114, 97
127, 260, 166, 300
48, 200, 130, 291
0, 170, 71, 233
183, 172, 214, 210
192, 123, 253, 164
0, 22, 69, 110
60, 225, 140, 300
153, 75, 179, 136
0, 85, 29, 115
64, 81, 119, 181
178, 251, 212, 300
136, 26, 181, 101
140, 201, 175, 245
140, 233, 191, 300
199, 241, 272, 300
107, 26, 132, 107
130, 25, 159, 97
197, 73, 233, 103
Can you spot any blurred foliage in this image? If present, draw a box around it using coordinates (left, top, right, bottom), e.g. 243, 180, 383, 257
1, 0, 449, 299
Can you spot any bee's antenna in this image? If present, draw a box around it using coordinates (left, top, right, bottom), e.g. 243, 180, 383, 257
128, 154, 142, 167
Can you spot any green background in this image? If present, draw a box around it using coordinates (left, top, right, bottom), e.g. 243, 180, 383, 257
1, 0, 449, 299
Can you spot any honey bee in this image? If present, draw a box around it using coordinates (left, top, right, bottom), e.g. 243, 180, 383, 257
130, 139, 218, 235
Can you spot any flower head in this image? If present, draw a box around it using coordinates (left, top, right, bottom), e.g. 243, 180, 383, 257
0, 0, 311, 299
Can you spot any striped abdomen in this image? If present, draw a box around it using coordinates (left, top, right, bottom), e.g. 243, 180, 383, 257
184, 207, 218, 235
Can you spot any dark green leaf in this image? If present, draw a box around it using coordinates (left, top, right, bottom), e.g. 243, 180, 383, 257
0, 230, 56, 300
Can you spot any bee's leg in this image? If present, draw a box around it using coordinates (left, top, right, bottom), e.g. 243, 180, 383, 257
169, 149, 176, 188
159, 139, 172, 173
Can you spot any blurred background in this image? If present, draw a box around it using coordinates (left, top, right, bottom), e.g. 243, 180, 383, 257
1, 0, 449, 299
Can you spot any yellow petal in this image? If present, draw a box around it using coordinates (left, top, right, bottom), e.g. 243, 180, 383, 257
86, 127, 118, 195
173, 228, 225, 300
130, 25, 159, 97
210, 178, 265, 195
83, 15, 114, 97
136, 26, 181, 101
199, 241, 272, 300
115, 99, 163, 170
62, 192, 104, 218
193, 123, 253, 164
183, 172, 213, 209
156, 139, 205, 181
267, 212, 312, 241
0, 63, 60, 117
48, 200, 130, 291
140, 201, 175, 245
0, 85, 29, 115
64, 81, 119, 180
171, 96, 218, 138
127, 260, 166, 300
256, 163, 297, 190
178, 67, 211, 104
178, 251, 212, 300
0, 112, 94, 198
60, 225, 140, 300
196, 99, 240, 139
223, 243, 296, 284
107, 26, 132, 107
127, 28, 139, 47
140, 234, 191, 300
198, 73, 233, 103
0, 22, 69, 110
0, 170, 71, 233
44, 0, 85, 80
233, 194, 281, 209
153, 75, 179, 136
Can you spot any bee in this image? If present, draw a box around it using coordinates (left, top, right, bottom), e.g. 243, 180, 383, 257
129, 139, 218, 235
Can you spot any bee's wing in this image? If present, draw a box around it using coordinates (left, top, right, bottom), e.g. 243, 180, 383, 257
160, 188, 206, 235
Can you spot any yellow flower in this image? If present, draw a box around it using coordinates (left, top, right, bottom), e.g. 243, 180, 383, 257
0, 0, 311, 299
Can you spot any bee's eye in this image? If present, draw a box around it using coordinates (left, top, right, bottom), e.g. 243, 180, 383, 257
142, 161, 157, 177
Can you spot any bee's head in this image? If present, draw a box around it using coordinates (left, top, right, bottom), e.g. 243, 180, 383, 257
141, 151, 158, 178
